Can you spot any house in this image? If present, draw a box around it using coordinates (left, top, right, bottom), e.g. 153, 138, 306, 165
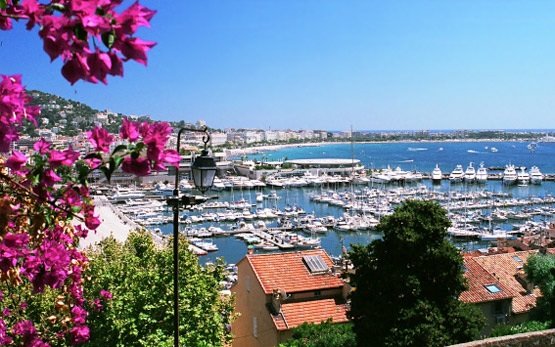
460, 256, 515, 334
231, 249, 349, 347
460, 249, 555, 333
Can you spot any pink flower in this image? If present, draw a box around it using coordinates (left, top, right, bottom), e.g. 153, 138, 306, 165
6, 150, 27, 173
70, 325, 90, 344
117, 37, 156, 65
120, 117, 140, 141
33, 138, 51, 154
121, 156, 150, 176
117, 2, 156, 34
62, 53, 91, 85
100, 289, 113, 300
42, 169, 62, 186
71, 306, 88, 325
12, 320, 36, 336
86, 126, 114, 152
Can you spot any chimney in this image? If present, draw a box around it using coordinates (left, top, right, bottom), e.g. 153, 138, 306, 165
271, 289, 283, 314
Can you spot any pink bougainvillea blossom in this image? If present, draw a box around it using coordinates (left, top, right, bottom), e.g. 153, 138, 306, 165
87, 126, 114, 153
6, 150, 28, 173
120, 117, 140, 142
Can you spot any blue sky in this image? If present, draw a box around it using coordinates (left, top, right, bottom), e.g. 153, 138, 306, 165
2, 1, 555, 131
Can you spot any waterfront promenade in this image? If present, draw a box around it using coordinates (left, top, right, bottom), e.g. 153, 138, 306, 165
78, 196, 162, 249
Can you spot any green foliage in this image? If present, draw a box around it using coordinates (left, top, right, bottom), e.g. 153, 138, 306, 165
348, 200, 484, 347
490, 320, 550, 337
84, 230, 234, 347
279, 320, 356, 347
524, 253, 555, 323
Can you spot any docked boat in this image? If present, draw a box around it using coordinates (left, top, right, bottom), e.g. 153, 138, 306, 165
516, 167, 530, 186
475, 163, 488, 183
502, 164, 517, 185
449, 165, 464, 183
530, 166, 544, 184
464, 162, 476, 182
431, 164, 442, 184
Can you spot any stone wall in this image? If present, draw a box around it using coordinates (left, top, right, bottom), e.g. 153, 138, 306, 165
449, 329, 555, 347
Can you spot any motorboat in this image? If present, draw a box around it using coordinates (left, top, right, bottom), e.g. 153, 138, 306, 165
449, 165, 464, 183
431, 164, 442, 184
530, 166, 544, 184
516, 167, 530, 186
464, 162, 476, 182
502, 164, 517, 185
475, 163, 488, 183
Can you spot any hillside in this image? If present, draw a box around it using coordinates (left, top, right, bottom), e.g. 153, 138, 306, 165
24, 90, 124, 136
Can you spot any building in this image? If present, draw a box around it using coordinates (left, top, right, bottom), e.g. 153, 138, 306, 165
460, 249, 555, 333
231, 249, 349, 347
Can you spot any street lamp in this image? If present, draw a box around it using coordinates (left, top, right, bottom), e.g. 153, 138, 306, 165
169, 126, 216, 347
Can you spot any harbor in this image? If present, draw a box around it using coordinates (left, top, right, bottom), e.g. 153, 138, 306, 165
84, 141, 555, 264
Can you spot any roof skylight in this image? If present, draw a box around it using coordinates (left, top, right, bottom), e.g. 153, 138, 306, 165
485, 284, 501, 293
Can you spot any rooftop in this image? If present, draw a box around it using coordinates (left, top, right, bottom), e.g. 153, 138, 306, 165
245, 249, 344, 295
460, 256, 515, 304
471, 250, 544, 314
271, 298, 349, 331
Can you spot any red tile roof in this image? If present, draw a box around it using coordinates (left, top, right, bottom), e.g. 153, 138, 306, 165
460, 257, 515, 304
472, 250, 541, 314
271, 298, 349, 331
246, 249, 344, 294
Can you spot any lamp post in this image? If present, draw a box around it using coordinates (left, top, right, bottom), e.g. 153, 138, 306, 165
169, 126, 216, 347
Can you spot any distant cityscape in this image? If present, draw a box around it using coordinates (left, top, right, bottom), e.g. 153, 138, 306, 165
20, 91, 555, 157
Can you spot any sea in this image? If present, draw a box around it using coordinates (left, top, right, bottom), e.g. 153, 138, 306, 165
157, 140, 555, 265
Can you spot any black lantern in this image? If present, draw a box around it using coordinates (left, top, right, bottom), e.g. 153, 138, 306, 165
191, 149, 216, 193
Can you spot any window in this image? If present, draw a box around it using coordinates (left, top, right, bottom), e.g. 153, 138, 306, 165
253, 316, 258, 337
512, 255, 523, 263
314, 290, 321, 297
485, 284, 501, 293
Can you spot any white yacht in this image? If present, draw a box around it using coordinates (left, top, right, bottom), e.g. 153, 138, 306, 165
464, 162, 476, 182
516, 167, 530, 186
502, 164, 517, 185
449, 165, 464, 183
431, 164, 442, 184
530, 166, 544, 184
475, 163, 488, 183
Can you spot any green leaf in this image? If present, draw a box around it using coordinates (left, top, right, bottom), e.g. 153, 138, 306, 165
102, 31, 116, 49
0, 0, 7, 10
111, 144, 127, 156
100, 166, 112, 183
74, 24, 88, 41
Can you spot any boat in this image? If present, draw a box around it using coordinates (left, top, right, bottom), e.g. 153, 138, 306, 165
530, 166, 544, 184
475, 162, 488, 183
527, 142, 537, 152
464, 162, 476, 182
490, 147, 498, 153
516, 167, 530, 186
502, 164, 517, 185
449, 165, 464, 183
431, 164, 442, 184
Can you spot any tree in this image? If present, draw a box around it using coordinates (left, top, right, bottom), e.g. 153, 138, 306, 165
348, 200, 484, 347
278, 320, 356, 347
524, 252, 555, 324
0, 1, 178, 345
83, 231, 234, 347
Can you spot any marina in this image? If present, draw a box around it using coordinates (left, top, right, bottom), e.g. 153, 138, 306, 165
96, 141, 555, 264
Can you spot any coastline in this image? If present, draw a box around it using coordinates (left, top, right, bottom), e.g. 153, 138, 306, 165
224, 138, 526, 157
